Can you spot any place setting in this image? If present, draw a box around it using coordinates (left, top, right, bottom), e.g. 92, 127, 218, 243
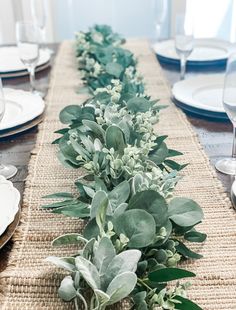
153, 12, 236, 121
0, 1, 50, 250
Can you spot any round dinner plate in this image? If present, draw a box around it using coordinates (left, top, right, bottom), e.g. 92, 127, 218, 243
0, 46, 51, 75
0, 88, 45, 130
153, 39, 234, 65
172, 74, 226, 115
0, 176, 20, 238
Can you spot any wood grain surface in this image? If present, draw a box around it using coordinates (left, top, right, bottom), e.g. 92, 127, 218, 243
0, 45, 233, 273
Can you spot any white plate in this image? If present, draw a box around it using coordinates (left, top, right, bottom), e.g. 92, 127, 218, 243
172, 74, 225, 113
0, 46, 50, 73
0, 176, 20, 236
153, 39, 234, 62
0, 88, 45, 130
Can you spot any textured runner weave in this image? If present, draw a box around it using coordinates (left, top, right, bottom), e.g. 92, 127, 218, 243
0, 40, 236, 310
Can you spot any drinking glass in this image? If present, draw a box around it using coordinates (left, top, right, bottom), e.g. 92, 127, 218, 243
215, 53, 236, 175
0, 78, 17, 179
31, 0, 53, 54
153, 0, 167, 41
16, 21, 40, 95
175, 14, 194, 80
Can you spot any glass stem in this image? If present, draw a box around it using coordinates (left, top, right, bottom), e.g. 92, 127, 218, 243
28, 65, 36, 93
180, 54, 186, 80
232, 125, 236, 159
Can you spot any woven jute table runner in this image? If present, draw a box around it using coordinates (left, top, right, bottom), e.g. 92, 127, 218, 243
0, 40, 236, 310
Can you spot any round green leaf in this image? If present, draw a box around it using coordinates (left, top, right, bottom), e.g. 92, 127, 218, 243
105, 125, 126, 155
126, 97, 152, 113
113, 209, 156, 248
168, 198, 204, 227
59, 105, 81, 124
128, 190, 168, 228
105, 62, 123, 78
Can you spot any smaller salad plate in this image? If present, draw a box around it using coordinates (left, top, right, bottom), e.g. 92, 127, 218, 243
0, 176, 20, 249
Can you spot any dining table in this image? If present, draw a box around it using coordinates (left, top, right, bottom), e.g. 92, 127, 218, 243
0, 42, 233, 279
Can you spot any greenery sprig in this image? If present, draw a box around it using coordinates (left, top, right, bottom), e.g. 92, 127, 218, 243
44, 25, 206, 310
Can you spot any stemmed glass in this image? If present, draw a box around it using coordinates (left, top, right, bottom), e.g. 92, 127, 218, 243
16, 21, 41, 95
215, 53, 236, 175
30, 0, 53, 54
153, 0, 167, 41
175, 14, 194, 80
0, 78, 18, 179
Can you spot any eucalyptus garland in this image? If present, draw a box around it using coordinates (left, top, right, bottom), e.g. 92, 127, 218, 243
44, 25, 206, 310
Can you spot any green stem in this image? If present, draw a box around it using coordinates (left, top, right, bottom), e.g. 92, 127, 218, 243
137, 278, 152, 291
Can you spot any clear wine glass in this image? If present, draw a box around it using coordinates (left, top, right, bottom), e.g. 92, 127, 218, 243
153, 0, 167, 41
215, 53, 236, 175
175, 14, 194, 80
30, 0, 53, 54
16, 21, 41, 95
0, 78, 18, 179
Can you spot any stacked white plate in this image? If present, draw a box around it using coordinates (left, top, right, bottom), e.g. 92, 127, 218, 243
153, 39, 234, 67
0, 46, 51, 78
0, 176, 20, 243
172, 74, 227, 119
0, 88, 45, 137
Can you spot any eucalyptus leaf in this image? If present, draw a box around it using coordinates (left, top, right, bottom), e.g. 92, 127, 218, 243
175, 240, 203, 259
105, 62, 123, 78
113, 209, 156, 248
59, 105, 82, 124
149, 267, 195, 283
128, 190, 168, 228
174, 296, 203, 310
82, 119, 105, 141
126, 97, 152, 113
105, 125, 126, 155
168, 198, 204, 227
184, 230, 207, 243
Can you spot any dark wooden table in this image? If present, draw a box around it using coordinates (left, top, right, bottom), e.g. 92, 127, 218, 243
0, 45, 57, 272
0, 46, 233, 272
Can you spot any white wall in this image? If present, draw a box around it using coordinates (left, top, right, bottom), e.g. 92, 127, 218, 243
0, 0, 236, 45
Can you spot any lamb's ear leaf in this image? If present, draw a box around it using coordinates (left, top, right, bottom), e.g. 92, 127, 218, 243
52, 233, 88, 246
94, 237, 116, 275
108, 180, 130, 210
58, 276, 77, 301
94, 289, 110, 307
75, 256, 100, 290
106, 272, 137, 305
46, 256, 76, 272
90, 190, 108, 219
